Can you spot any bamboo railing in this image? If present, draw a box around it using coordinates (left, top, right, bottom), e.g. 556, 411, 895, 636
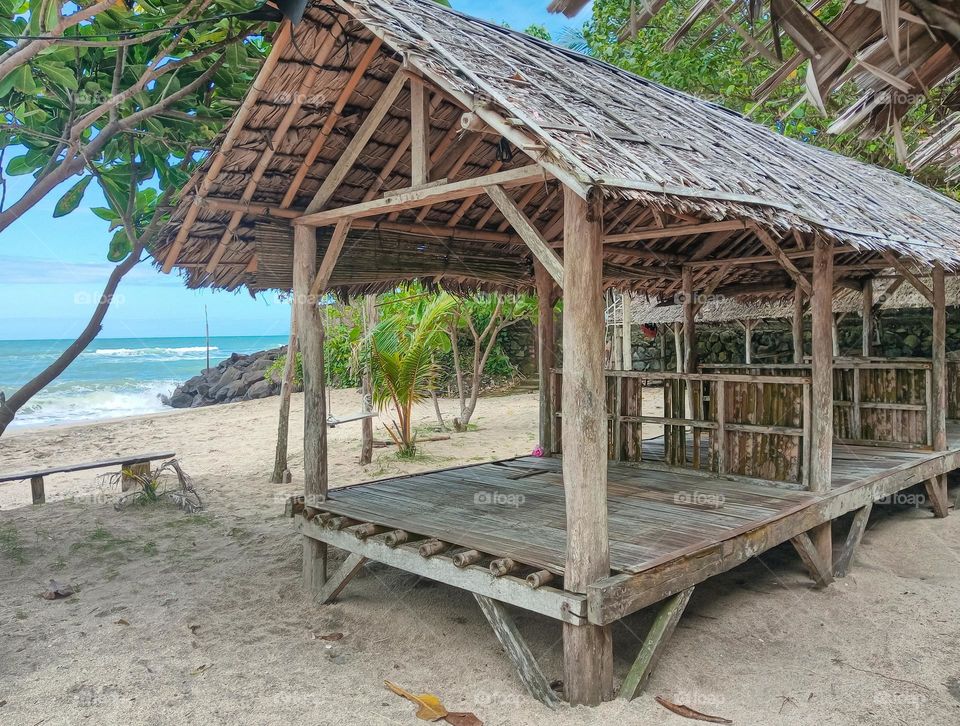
550, 369, 812, 486
703, 358, 935, 448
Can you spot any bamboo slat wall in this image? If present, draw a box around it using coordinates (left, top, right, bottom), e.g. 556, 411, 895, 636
703, 359, 934, 447
550, 369, 810, 486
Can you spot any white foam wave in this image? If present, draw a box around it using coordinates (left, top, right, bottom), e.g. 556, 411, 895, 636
10, 380, 179, 429
89, 346, 219, 358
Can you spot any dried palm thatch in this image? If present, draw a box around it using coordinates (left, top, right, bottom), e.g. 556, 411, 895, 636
614, 274, 960, 324
156, 0, 960, 302
548, 0, 960, 175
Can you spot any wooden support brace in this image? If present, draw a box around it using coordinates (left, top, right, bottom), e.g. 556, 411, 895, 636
474, 594, 562, 708
833, 503, 872, 577
316, 552, 368, 604
619, 586, 694, 701
790, 531, 834, 588
880, 252, 933, 304
924, 475, 950, 518
752, 224, 812, 296
486, 184, 563, 287
30, 476, 45, 505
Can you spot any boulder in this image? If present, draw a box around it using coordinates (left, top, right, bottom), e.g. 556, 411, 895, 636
245, 379, 274, 400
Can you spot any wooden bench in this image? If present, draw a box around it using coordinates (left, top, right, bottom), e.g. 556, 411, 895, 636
0, 452, 176, 505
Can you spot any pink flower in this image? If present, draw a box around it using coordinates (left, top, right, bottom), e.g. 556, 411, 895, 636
532, 445, 545, 458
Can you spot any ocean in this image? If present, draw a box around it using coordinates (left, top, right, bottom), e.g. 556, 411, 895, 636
0, 336, 289, 430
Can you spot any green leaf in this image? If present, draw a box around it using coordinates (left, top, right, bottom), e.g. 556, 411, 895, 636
0, 65, 35, 96
53, 176, 93, 217
91, 206, 117, 222
108, 229, 133, 262
40, 62, 79, 92
6, 154, 38, 176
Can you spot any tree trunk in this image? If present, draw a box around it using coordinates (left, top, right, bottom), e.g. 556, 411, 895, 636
271, 305, 298, 483
360, 294, 378, 465
0, 247, 142, 438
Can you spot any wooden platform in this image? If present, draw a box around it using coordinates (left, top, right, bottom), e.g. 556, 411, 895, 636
301, 426, 960, 627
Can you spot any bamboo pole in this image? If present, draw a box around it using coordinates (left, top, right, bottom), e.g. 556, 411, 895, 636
621, 290, 632, 371
360, 295, 378, 466
560, 187, 613, 706
535, 261, 556, 452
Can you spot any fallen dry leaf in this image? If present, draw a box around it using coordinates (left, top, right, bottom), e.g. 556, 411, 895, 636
115, 619, 130, 626
191, 664, 212, 676
385, 680, 448, 721
41, 579, 74, 600
655, 696, 732, 724
444, 712, 483, 726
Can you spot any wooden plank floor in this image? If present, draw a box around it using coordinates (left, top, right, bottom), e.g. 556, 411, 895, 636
322, 425, 960, 578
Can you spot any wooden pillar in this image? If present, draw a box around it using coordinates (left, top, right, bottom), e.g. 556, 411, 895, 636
744, 320, 754, 365
861, 278, 874, 357
535, 261, 555, 452
560, 186, 613, 705
672, 322, 683, 373
360, 294, 378, 466
621, 290, 632, 371
792, 285, 804, 364
294, 224, 329, 591
809, 239, 834, 563
932, 265, 947, 452
271, 305, 298, 484
681, 267, 697, 375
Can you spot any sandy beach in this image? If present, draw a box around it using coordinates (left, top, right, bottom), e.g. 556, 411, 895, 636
1, 389, 959, 725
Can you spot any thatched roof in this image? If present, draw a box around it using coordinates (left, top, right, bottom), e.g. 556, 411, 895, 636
548, 1, 960, 178
612, 275, 960, 325
156, 0, 960, 299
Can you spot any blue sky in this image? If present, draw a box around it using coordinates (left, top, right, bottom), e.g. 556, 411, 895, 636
0, 1, 589, 341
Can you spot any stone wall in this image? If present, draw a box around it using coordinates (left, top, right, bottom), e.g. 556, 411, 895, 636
628, 309, 960, 371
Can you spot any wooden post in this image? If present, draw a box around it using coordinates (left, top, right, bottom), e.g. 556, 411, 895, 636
861, 278, 873, 357
360, 294, 378, 466
926, 265, 949, 517
294, 224, 329, 592
673, 322, 683, 373
272, 305, 298, 483
809, 239, 834, 564
744, 320, 754, 365
560, 186, 613, 705
621, 290, 632, 371
409, 76, 431, 187
682, 267, 696, 422
792, 285, 804, 364
30, 476, 45, 505
535, 261, 556, 452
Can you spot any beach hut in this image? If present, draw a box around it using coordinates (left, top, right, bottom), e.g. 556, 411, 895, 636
157, 0, 960, 706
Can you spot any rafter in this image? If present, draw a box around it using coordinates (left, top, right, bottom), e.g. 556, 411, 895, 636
486, 184, 564, 287
304, 69, 408, 215
310, 219, 352, 296
752, 223, 812, 296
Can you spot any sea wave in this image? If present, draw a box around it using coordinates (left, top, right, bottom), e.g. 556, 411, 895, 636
89, 346, 219, 358
10, 380, 179, 429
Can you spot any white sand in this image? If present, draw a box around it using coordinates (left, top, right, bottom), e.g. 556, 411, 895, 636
1, 390, 959, 725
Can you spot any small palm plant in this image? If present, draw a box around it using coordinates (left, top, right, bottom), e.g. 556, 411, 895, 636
366, 293, 455, 457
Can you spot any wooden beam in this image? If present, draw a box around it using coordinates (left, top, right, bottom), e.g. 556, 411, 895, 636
316, 553, 368, 604
752, 224, 812, 296
486, 184, 564, 287
790, 531, 834, 588
833, 503, 872, 577
925, 475, 950, 518
294, 224, 328, 592
809, 238, 834, 565
296, 165, 548, 227
409, 75, 431, 187
861, 278, 873, 357
560, 187, 613, 706
309, 219, 351, 296
932, 264, 947, 452
881, 252, 934, 303
621, 291, 632, 371
682, 267, 697, 375
535, 261, 556, 453
792, 285, 804, 364
474, 595, 562, 708
304, 70, 408, 214
605, 219, 747, 244
619, 587, 694, 700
